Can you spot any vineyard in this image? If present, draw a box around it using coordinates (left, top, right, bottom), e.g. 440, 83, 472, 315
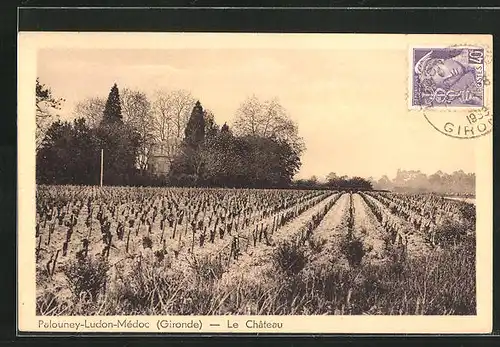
35, 185, 476, 316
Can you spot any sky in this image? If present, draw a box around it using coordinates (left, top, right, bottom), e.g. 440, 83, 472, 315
37, 47, 476, 180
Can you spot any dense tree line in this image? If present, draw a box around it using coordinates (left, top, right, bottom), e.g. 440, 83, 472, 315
36, 81, 303, 188
73, 88, 199, 168
168, 100, 301, 188
36, 79, 474, 194
293, 174, 373, 191
371, 169, 475, 195
293, 170, 475, 195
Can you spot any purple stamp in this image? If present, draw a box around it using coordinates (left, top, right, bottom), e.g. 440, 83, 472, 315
412, 47, 485, 107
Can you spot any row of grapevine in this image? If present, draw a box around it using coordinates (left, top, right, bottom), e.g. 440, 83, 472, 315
35, 185, 336, 278
368, 191, 475, 229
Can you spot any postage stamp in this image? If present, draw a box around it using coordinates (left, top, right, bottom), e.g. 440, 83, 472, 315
412, 47, 485, 108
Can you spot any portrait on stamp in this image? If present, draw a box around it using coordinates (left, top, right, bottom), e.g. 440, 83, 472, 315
412, 47, 485, 107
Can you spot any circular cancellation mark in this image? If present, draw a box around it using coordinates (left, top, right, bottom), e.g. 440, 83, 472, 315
423, 106, 493, 139
411, 45, 493, 139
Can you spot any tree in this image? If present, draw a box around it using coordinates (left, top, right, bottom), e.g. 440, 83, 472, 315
169, 101, 207, 185
241, 136, 301, 188
152, 89, 195, 139
171, 90, 196, 138
151, 90, 176, 162
97, 83, 141, 185
326, 172, 339, 184
184, 101, 205, 149
233, 95, 261, 136
36, 78, 64, 151
102, 83, 123, 125
150, 89, 196, 166
36, 114, 142, 186
349, 176, 373, 190
201, 130, 242, 187
36, 118, 99, 185
207, 135, 300, 188
323, 174, 373, 190
96, 122, 140, 186
36, 120, 73, 184
203, 109, 219, 141
200, 133, 300, 188
375, 175, 392, 190
73, 96, 106, 128
121, 88, 155, 174
233, 95, 305, 155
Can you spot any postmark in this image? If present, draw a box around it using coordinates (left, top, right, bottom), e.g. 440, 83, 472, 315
410, 45, 493, 139
422, 106, 493, 139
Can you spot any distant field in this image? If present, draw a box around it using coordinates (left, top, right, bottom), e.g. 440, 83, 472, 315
35, 185, 476, 316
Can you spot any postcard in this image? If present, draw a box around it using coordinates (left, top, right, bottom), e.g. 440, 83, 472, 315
17, 32, 492, 334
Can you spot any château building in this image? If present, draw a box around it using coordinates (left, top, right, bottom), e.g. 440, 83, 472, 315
147, 142, 173, 176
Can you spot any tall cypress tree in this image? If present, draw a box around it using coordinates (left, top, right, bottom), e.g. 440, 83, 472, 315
98, 83, 139, 186
184, 100, 205, 148
102, 83, 123, 124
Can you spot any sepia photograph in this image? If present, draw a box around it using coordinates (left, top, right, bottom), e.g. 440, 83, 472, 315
18, 33, 493, 333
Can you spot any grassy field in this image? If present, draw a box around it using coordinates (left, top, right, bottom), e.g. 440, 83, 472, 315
35, 186, 476, 315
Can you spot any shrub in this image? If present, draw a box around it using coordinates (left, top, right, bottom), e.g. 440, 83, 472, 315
308, 237, 326, 254
36, 289, 69, 315
115, 258, 175, 314
434, 218, 470, 246
63, 255, 108, 302
272, 241, 307, 277
341, 237, 365, 267
142, 236, 153, 249
188, 254, 225, 282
